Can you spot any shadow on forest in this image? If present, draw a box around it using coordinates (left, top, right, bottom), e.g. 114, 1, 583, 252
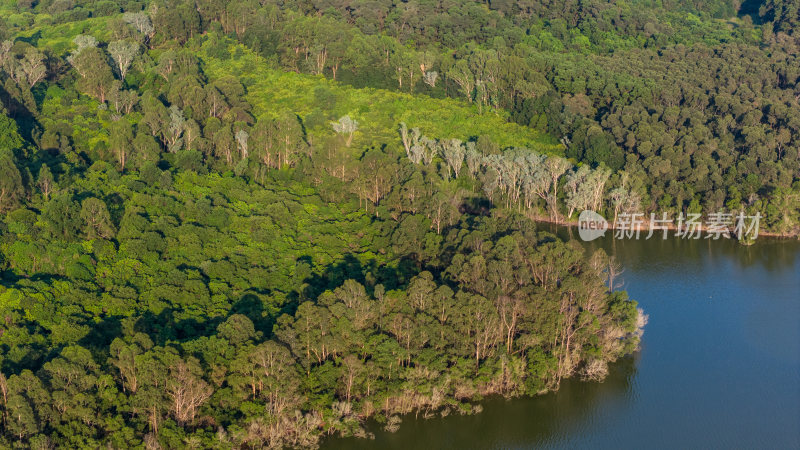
738, 0, 766, 23
55, 251, 421, 355
79, 315, 123, 357
0, 271, 67, 285
0, 81, 40, 144
128, 290, 274, 347
15, 30, 42, 47
2, 241, 462, 374
231, 292, 272, 334
301, 253, 418, 302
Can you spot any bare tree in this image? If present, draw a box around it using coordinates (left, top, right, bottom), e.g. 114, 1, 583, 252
409, 142, 425, 165
37, 165, 54, 201
399, 122, 412, 156
588, 166, 611, 211
235, 130, 249, 159
423, 71, 438, 88
71, 35, 98, 56
441, 138, 465, 179
109, 82, 139, 114
544, 156, 571, 219
166, 105, 184, 153
0, 372, 8, 429
447, 60, 474, 102
0, 40, 12, 67
565, 164, 592, 218
19, 49, 46, 87
331, 115, 358, 147
123, 12, 155, 42
167, 361, 212, 426
421, 137, 438, 165
340, 355, 363, 402
606, 256, 624, 291
497, 294, 525, 354
400, 125, 424, 164
108, 40, 140, 80
418, 50, 435, 76
465, 142, 482, 177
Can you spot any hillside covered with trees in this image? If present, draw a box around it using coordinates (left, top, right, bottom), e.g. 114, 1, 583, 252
0, 0, 796, 447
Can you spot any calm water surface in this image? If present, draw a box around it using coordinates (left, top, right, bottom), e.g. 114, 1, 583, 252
324, 230, 800, 449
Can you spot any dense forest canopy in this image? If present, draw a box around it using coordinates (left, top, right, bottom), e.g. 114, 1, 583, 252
0, 0, 796, 447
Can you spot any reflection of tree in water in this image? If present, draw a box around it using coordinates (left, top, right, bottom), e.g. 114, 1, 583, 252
546, 222, 800, 275
731, 238, 800, 272
323, 355, 639, 450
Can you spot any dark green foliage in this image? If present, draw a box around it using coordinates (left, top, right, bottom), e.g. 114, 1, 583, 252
0, 0, 795, 447
760, 0, 800, 34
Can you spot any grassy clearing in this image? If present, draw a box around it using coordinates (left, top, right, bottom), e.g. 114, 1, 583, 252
197, 37, 563, 154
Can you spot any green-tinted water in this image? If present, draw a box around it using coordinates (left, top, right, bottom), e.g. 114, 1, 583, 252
324, 230, 800, 449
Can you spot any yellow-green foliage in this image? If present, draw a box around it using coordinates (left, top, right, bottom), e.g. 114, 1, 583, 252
13, 16, 113, 56
38, 85, 111, 153
198, 36, 563, 155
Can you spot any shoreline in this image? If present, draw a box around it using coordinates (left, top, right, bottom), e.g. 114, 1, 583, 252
521, 213, 799, 240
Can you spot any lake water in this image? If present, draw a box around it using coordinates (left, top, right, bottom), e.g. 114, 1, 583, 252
324, 229, 800, 449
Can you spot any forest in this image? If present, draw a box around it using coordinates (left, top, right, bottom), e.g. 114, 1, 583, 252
0, 0, 796, 447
